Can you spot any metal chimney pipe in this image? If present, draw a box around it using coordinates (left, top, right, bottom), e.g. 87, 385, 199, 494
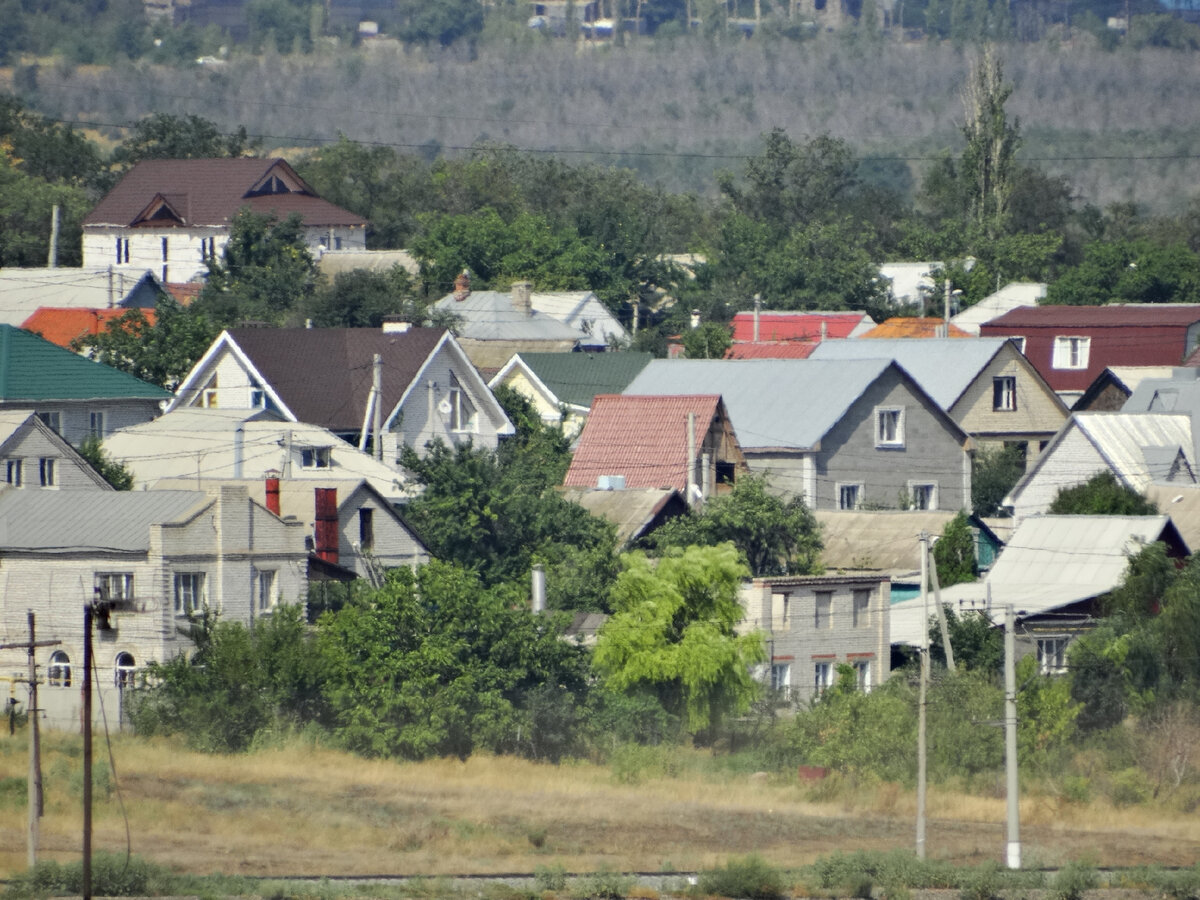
532, 564, 546, 613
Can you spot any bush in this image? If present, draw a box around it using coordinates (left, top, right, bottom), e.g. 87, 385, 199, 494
573, 868, 633, 900
1060, 776, 1092, 804
3, 852, 176, 899
697, 855, 788, 900
536, 864, 569, 891
959, 862, 1003, 900
1109, 767, 1152, 807
1051, 861, 1100, 900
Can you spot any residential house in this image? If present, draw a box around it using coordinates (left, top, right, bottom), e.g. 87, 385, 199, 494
809, 337, 1068, 460
0, 267, 162, 328
1122, 365, 1200, 417
624, 359, 973, 511
102, 408, 414, 502
167, 325, 513, 459
725, 310, 876, 360
82, 158, 367, 283
0, 411, 112, 492
739, 573, 891, 703
980, 304, 1200, 406
559, 487, 687, 548
860, 317, 972, 339
22, 307, 156, 350
0, 486, 307, 730
1004, 412, 1196, 522
0, 324, 172, 446
488, 351, 653, 432
563, 394, 747, 503
950, 282, 1045, 336
1073, 366, 1176, 412
890, 515, 1188, 673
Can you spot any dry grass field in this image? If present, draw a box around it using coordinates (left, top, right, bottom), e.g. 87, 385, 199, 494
2, 733, 1199, 881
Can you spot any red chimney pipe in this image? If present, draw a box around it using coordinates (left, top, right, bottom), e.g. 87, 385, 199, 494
265, 477, 281, 516
314, 488, 339, 565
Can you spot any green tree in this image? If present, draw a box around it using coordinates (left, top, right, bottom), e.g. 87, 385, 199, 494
0, 94, 104, 188
305, 266, 420, 328
0, 156, 89, 267
395, 0, 485, 45
1048, 471, 1159, 516
680, 321, 732, 359
971, 443, 1025, 517
593, 543, 765, 738
932, 511, 978, 588
110, 113, 255, 170
78, 435, 134, 490
646, 474, 823, 576
929, 606, 1003, 673
960, 46, 1020, 243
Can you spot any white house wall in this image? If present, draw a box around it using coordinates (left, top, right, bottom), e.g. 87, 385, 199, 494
14, 400, 164, 447
388, 345, 506, 456
0, 422, 109, 490
1011, 426, 1107, 522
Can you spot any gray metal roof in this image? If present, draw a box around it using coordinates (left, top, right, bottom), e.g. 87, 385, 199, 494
623, 358, 894, 450
1124, 367, 1200, 416
0, 490, 211, 553
808, 338, 1010, 410
434, 291, 588, 342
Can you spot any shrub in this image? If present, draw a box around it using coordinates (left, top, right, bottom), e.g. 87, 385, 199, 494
1051, 861, 1100, 900
3, 852, 176, 899
536, 864, 569, 892
1109, 767, 1152, 807
573, 868, 633, 900
697, 855, 788, 900
1060, 776, 1092, 804
959, 862, 1003, 900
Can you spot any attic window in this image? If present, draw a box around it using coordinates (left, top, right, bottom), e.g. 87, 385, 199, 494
301, 446, 332, 469
1150, 389, 1178, 411
246, 175, 292, 197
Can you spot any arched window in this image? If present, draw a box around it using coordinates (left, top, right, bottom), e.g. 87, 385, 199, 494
114, 652, 137, 689
48, 651, 71, 687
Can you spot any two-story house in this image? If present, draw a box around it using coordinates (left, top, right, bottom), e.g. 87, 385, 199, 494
0, 411, 113, 492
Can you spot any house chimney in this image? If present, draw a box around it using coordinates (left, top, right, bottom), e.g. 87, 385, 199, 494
753, 294, 761, 342
265, 475, 281, 516
512, 281, 533, 317
820, 320, 827, 341
314, 487, 339, 565
690, 309, 701, 330
453, 270, 471, 301
532, 564, 546, 614
381, 316, 411, 334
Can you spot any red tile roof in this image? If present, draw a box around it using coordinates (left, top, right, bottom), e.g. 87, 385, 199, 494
731, 311, 868, 342
725, 341, 818, 359
564, 394, 722, 491
84, 158, 366, 230
987, 304, 1200, 329
861, 317, 972, 339
21, 307, 156, 348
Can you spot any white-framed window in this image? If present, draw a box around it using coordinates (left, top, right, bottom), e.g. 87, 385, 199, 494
37, 411, 61, 434
114, 652, 137, 689
1037, 637, 1069, 675
908, 482, 938, 511
257, 569, 278, 612
837, 482, 862, 510
199, 375, 218, 408
852, 590, 870, 628
448, 374, 477, 433
814, 661, 834, 696
174, 572, 207, 615
814, 591, 833, 630
5, 458, 22, 487
993, 376, 1017, 411
88, 410, 106, 439
49, 650, 71, 687
115, 238, 129, 264
875, 406, 905, 448
300, 446, 332, 469
770, 663, 792, 698
39, 458, 56, 487
1052, 336, 1091, 370
95, 572, 133, 601
853, 659, 872, 693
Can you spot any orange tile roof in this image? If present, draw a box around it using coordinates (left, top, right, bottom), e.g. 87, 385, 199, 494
165, 283, 202, 306
725, 341, 818, 360
861, 317, 972, 339
21, 307, 156, 348
564, 394, 722, 491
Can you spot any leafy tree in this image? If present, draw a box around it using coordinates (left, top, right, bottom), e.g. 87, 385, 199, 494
594, 543, 765, 739
971, 443, 1025, 517
646, 474, 822, 576
394, 0, 485, 45
1068, 626, 1129, 732
305, 266, 420, 328
932, 511, 977, 588
1015, 655, 1079, 769
929, 606, 1003, 674
78, 435, 134, 490
110, 113, 255, 170
960, 46, 1019, 243
246, 0, 316, 52
1046, 239, 1200, 306
1048, 471, 1159, 516
0, 94, 105, 188
0, 156, 89, 267
680, 321, 732, 359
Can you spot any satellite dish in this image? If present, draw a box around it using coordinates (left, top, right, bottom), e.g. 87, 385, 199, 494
437, 398, 453, 417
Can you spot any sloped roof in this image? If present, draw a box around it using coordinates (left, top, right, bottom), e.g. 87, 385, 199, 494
528, 291, 628, 346
808, 337, 1012, 410
860, 317, 972, 339
814, 509, 962, 577
729, 311, 875, 343
498, 352, 653, 408
951, 282, 1044, 335
0, 324, 172, 402
0, 490, 210, 553
988, 304, 1200, 329
84, 158, 366, 229
317, 249, 419, 277
434, 290, 587, 342
1144, 485, 1200, 550
725, 341, 819, 360
624, 358, 899, 451
560, 486, 686, 545
22, 307, 156, 349
0, 268, 160, 326
1123, 368, 1200, 415
564, 394, 724, 490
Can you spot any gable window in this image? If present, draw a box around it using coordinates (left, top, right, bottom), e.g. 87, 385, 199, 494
852, 590, 870, 628
257, 569, 278, 612
300, 446, 332, 469
1052, 336, 1091, 370
37, 411, 61, 434
908, 482, 938, 511
39, 458, 56, 487
875, 407, 905, 448
95, 572, 133, 601
89, 411, 105, 439
174, 572, 207, 616
114, 652, 137, 689
814, 591, 833, 630
5, 459, 22, 487
447, 374, 477, 433
853, 659, 872, 693
48, 651, 71, 687
837, 483, 862, 510
359, 508, 375, 552
250, 388, 266, 408
770, 663, 791, 698
993, 376, 1017, 411
1037, 637, 1069, 675
814, 661, 834, 696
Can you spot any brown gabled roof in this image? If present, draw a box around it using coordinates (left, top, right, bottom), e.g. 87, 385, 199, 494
227, 327, 447, 433
988, 304, 1200, 329
84, 158, 366, 229
564, 394, 724, 491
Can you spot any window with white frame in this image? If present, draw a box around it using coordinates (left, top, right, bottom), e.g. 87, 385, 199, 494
37, 411, 61, 434
300, 446, 332, 469
88, 410, 105, 439
770, 663, 791, 698
1037, 637, 1069, 675
114, 652, 137, 689
852, 590, 870, 628
1052, 336, 1091, 370
448, 374, 477, 432
853, 659, 872, 693
993, 376, 1017, 411
875, 406, 905, 448
49, 650, 71, 687
39, 458, 56, 487
257, 569, 278, 612
95, 572, 133, 601
837, 483, 862, 510
5, 459, 22, 487
174, 572, 207, 615
814, 591, 833, 630
908, 482, 938, 510
814, 661, 834, 696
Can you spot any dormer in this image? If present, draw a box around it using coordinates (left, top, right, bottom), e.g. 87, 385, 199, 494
131, 192, 188, 227
244, 162, 312, 199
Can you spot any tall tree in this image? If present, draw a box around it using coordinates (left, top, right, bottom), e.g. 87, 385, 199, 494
110, 113, 255, 170
960, 45, 1020, 243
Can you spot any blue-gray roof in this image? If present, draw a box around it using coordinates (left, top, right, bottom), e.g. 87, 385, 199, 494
0, 490, 210, 553
623, 358, 897, 450
434, 291, 587, 342
1124, 368, 1200, 417
808, 338, 1011, 410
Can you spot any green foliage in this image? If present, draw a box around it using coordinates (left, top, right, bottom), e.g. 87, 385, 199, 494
1048, 471, 1158, 516
572, 868, 634, 900
534, 865, 569, 891
110, 112, 255, 170
594, 544, 764, 737
801, 850, 960, 893
697, 855, 788, 900
971, 443, 1025, 518
1016, 655, 1080, 770
1050, 861, 1100, 900
959, 862, 1003, 900
646, 474, 822, 576
2, 852, 177, 899
1046, 238, 1200, 306
395, 0, 485, 46
928, 669, 1004, 777
930, 607, 1003, 674
681, 321, 732, 359
960, 47, 1020, 243
932, 511, 977, 588
77, 435, 134, 490
306, 265, 420, 328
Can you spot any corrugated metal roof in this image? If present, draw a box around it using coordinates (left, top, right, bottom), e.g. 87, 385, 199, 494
0, 490, 210, 552
0, 268, 159, 326
1075, 412, 1196, 491
0, 325, 172, 402
434, 291, 588, 342
809, 337, 1009, 410
528, 291, 627, 346
725, 341, 819, 360
513, 352, 652, 408
860, 317, 972, 339
729, 311, 874, 342
560, 486, 684, 545
988, 304, 1200, 329
1123, 368, 1200, 415
624, 358, 893, 450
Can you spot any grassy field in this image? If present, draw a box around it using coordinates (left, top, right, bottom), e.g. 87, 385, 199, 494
2, 732, 1200, 882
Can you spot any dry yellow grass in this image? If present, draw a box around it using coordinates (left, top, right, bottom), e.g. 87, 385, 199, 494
1, 732, 1199, 880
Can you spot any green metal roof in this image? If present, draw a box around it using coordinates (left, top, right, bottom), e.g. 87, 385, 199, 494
0, 325, 172, 402
518, 352, 653, 408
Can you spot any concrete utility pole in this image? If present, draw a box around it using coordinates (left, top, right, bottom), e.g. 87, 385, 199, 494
1004, 605, 1021, 869
927, 543, 955, 674
916, 532, 929, 859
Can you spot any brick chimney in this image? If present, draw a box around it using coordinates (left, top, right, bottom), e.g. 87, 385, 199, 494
453, 270, 471, 302
314, 488, 339, 565
265, 476, 281, 516
512, 281, 533, 317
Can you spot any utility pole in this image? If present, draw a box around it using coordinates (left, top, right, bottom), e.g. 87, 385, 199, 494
916, 531, 929, 859
927, 543, 955, 674
372, 353, 383, 462
1004, 605, 1021, 869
